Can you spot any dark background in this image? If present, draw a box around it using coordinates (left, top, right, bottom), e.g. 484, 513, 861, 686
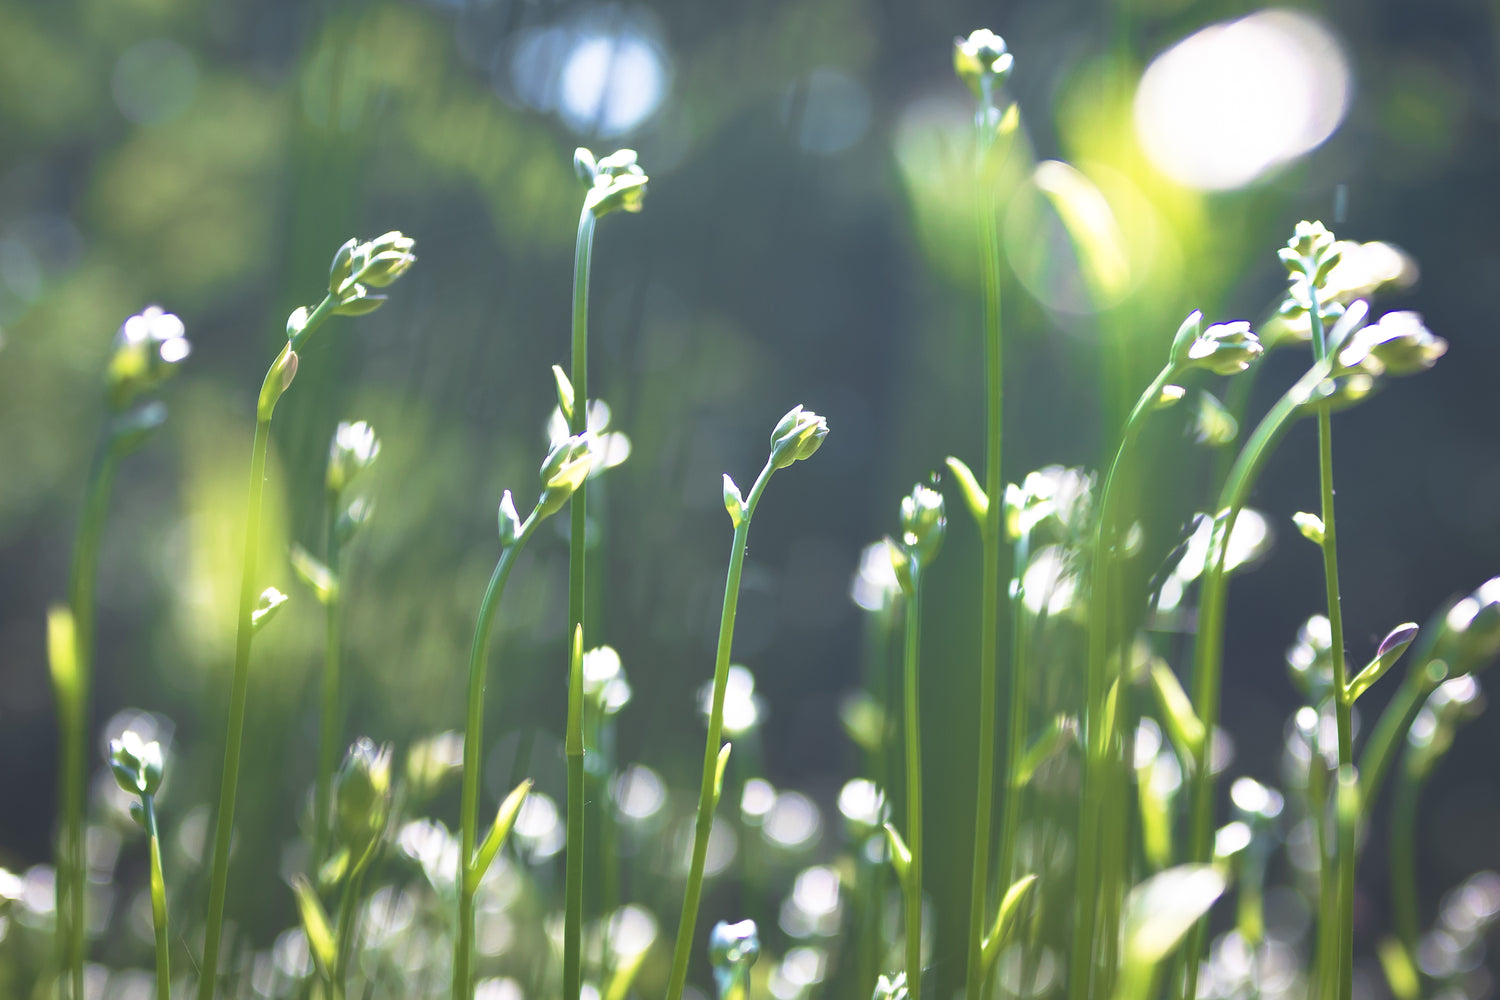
2, 0, 1498, 995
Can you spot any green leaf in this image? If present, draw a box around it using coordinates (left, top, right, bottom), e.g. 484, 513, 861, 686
291, 876, 337, 978
47, 606, 80, 717
981, 874, 1037, 974
1346, 623, 1420, 703
251, 586, 289, 634
711, 743, 732, 808
290, 545, 337, 605
1377, 938, 1421, 1000
943, 456, 988, 529
469, 779, 532, 891
1034, 160, 1130, 306
1148, 662, 1205, 761
883, 822, 912, 891
1122, 865, 1225, 968
553, 365, 575, 424
1014, 716, 1075, 788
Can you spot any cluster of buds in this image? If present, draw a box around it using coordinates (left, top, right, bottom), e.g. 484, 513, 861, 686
1286, 614, 1334, 702
333, 738, 393, 861
708, 919, 761, 1000
106, 306, 191, 414
1333, 307, 1448, 378
577, 148, 649, 218
1003, 465, 1095, 545
110, 730, 165, 800
536, 432, 595, 519
872, 973, 910, 1000
954, 29, 1014, 101
582, 645, 633, 717
888, 482, 945, 596
1430, 577, 1500, 677
768, 405, 830, 471
326, 420, 380, 496
326, 231, 417, 319
1169, 311, 1265, 378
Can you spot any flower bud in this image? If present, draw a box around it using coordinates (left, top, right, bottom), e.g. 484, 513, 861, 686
1336, 311, 1446, 377
1174, 319, 1263, 376
1432, 577, 1500, 677
537, 433, 594, 518
1286, 614, 1334, 701
328, 238, 358, 294
334, 496, 374, 549
334, 738, 393, 856
708, 919, 760, 1000
899, 483, 945, 566
583, 148, 649, 217
109, 730, 165, 799
1288, 220, 1337, 263
723, 474, 746, 527
354, 232, 417, 288
326, 420, 380, 496
872, 973, 910, 1000
954, 29, 1014, 99
574, 147, 598, 184
106, 306, 190, 412
497, 490, 522, 546
768, 405, 829, 470
251, 586, 289, 633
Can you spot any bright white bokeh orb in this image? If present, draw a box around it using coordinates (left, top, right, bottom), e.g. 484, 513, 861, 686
1134, 10, 1351, 190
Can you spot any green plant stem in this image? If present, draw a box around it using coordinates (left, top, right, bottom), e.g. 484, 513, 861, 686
564, 203, 597, 1000
903, 569, 925, 1000
453, 512, 541, 1000
1178, 359, 1331, 1000
664, 459, 776, 1000
316, 499, 344, 867
1391, 746, 1428, 976
1309, 284, 1356, 1000
141, 793, 171, 1000
967, 73, 1006, 1000
566, 626, 586, 1000
57, 442, 120, 1000
1358, 660, 1446, 823
994, 528, 1030, 901
335, 844, 377, 995
199, 294, 336, 1000
1068, 364, 1173, 1000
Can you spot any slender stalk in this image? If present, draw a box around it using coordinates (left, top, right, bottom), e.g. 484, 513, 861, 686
57, 443, 120, 1000
199, 294, 337, 1000
1308, 282, 1356, 1000
967, 71, 1006, 1000
1177, 360, 1331, 1000
1358, 661, 1446, 822
902, 568, 926, 1000
1389, 746, 1423, 970
664, 459, 777, 1000
565, 627, 586, 1000
994, 527, 1030, 907
453, 513, 541, 1000
141, 792, 171, 1000
1068, 366, 1173, 1000
315, 499, 344, 867
335, 845, 377, 995
565, 202, 597, 1000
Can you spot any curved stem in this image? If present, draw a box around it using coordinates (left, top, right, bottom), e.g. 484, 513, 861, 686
1068, 365, 1173, 1000
1178, 361, 1331, 1000
197, 411, 272, 1000
57, 442, 119, 1000
315, 498, 344, 868
199, 294, 336, 1000
1390, 748, 1423, 981
565, 203, 596, 1000
904, 567, 925, 1000
664, 460, 776, 1000
453, 512, 541, 1000
141, 793, 171, 1000
967, 74, 1006, 1000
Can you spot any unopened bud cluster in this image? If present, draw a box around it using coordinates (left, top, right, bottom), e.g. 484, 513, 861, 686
708, 919, 761, 1000
106, 306, 191, 414
327, 420, 381, 496
954, 29, 1014, 100
110, 730, 165, 801
578, 148, 649, 218
537, 433, 594, 518
334, 738, 392, 857
769, 405, 829, 470
889, 482, 945, 597
1169, 311, 1264, 378
327, 231, 418, 318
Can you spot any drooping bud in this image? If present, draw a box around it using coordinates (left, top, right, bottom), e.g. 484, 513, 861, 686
708, 919, 761, 1000
109, 730, 165, 800
583, 148, 649, 217
954, 29, 1014, 99
899, 483, 945, 567
106, 306, 190, 412
333, 738, 393, 856
326, 420, 380, 496
1336, 310, 1447, 377
768, 405, 829, 470
1175, 320, 1264, 376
